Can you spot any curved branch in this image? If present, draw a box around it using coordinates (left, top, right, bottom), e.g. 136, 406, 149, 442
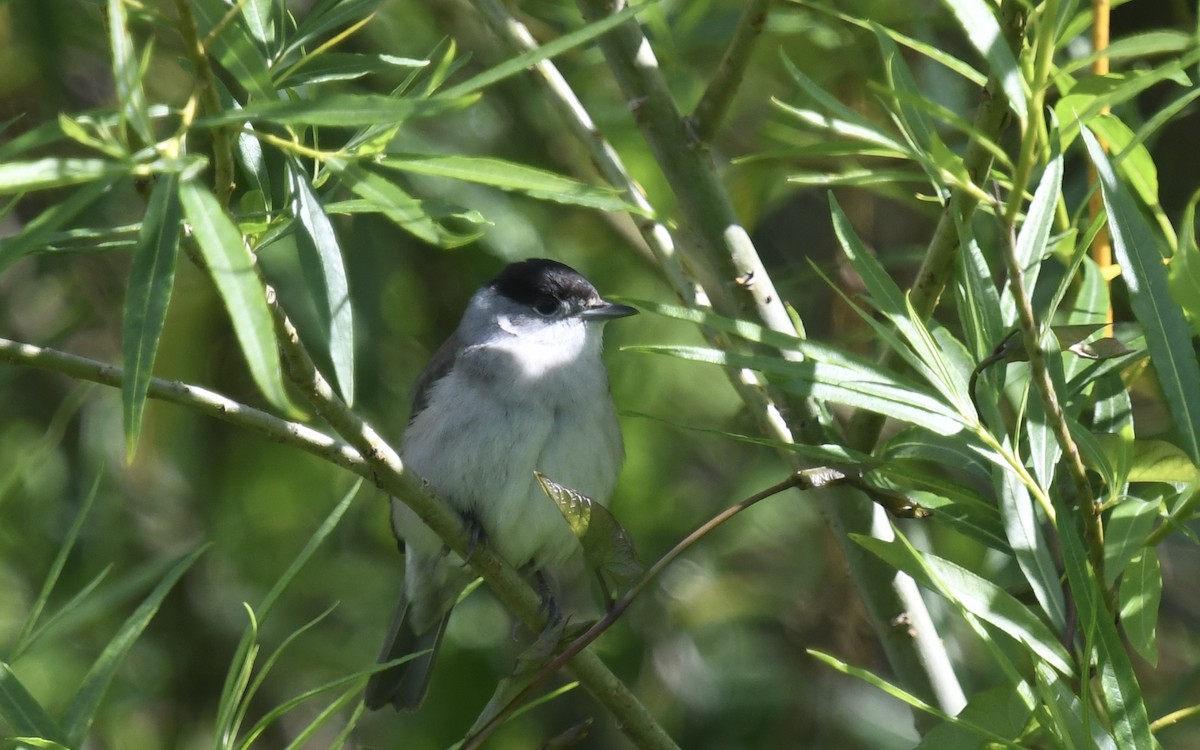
0, 336, 366, 476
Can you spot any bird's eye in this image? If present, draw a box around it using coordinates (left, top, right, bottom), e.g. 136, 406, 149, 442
532, 296, 560, 316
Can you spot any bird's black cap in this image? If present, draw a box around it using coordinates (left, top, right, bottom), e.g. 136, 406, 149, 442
490, 258, 600, 307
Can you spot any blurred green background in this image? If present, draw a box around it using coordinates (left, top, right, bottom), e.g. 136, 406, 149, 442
2, 0, 1199, 748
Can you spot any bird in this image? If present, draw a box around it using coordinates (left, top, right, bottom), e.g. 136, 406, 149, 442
365, 258, 637, 712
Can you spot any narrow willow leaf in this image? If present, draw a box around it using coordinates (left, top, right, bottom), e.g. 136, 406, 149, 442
0, 178, 118, 273
772, 101, 910, 155
1000, 133, 1064, 328
179, 179, 297, 415
808, 650, 1020, 747
440, 1, 648, 98
377, 155, 644, 214
1089, 113, 1175, 248
0, 662, 65, 743
61, 546, 207, 746
1167, 189, 1200, 336
1118, 548, 1161, 665
937, 0, 1027, 126
1061, 31, 1193, 75
193, 0, 275, 100
1057, 509, 1154, 749
631, 344, 966, 435
1035, 662, 1120, 750
325, 157, 479, 247
0, 158, 124, 194
277, 52, 427, 87
242, 0, 276, 49
1084, 127, 1200, 463
198, 93, 478, 128
853, 534, 1075, 676
996, 465, 1066, 628
107, 0, 153, 144
1094, 435, 1198, 484
282, 0, 384, 61
288, 158, 355, 405
122, 172, 182, 460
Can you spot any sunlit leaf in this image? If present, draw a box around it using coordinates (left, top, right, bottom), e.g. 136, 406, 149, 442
179, 178, 298, 415
853, 535, 1075, 676
1084, 127, 1200, 464
107, 0, 153, 145
937, 0, 1027, 126
537, 472, 643, 590
377, 155, 645, 214
197, 93, 478, 127
1118, 548, 1161, 665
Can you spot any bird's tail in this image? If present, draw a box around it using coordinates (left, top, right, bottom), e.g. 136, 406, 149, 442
364, 592, 451, 711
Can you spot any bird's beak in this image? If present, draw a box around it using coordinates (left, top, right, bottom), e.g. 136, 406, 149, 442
579, 300, 639, 320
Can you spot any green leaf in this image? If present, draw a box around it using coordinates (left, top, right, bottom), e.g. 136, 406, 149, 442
107, 0, 154, 145
61, 546, 207, 746
1094, 435, 1198, 484
0, 178, 119, 274
808, 650, 1021, 747
324, 157, 480, 247
996, 465, 1066, 629
1034, 662, 1120, 750
1167, 189, 1200, 336
0, 662, 65, 743
288, 158, 355, 405
631, 344, 967, 436
281, 0, 384, 61
178, 178, 298, 415
440, 0, 652, 98
377, 154, 645, 214
122, 173, 182, 460
1084, 126, 1200, 464
1103, 496, 1160, 589
275, 52, 427, 87
537, 473, 643, 592
1000, 132, 1063, 328
1056, 507, 1154, 749
915, 683, 1033, 749
197, 93, 478, 128
193, 0, 275, 100
852, 534, 1075, 676
0, 158, 125, 195
937, 0, 1027, 126
1118, 548, 1161, 666
11, 473, 103, 661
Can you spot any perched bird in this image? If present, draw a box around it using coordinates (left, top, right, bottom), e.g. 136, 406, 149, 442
365, 258, 637, 711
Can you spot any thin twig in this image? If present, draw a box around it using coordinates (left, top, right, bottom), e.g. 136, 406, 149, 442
687, 0, 772, 145
0, 336, 366, 476
462, 469, 838, 750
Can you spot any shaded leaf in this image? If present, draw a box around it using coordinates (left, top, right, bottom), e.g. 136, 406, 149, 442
193, 0, 275, 100
198, 93, 478, 128
122, 172, 182, 459
0, 179, 118, 273
853, 534, 1075, 676
107, 0, 153, 145
288, 158, 355, 405
0, 662, 65, 743
61, 546, 207, 746
377, 155, 645, 214
1103, 496, 1160, 588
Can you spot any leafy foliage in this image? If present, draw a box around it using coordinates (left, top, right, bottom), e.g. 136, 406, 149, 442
1, 0, 1199, 749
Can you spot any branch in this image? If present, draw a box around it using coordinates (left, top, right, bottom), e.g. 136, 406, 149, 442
463, 468, 846, 750
686, 0, 772, 146
0, 336, 366, 476
264, 292, 680, 750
